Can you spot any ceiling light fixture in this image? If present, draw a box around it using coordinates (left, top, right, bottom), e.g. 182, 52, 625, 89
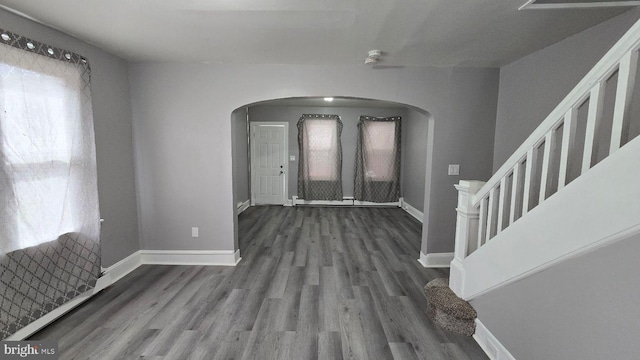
324, 97, 334, 102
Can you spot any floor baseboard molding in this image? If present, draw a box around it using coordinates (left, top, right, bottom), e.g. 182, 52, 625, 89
6, 267, 115, 341
6, 248, 241, 340
400, 198, 424, 223
102, 250, 143, 284
473, 318, 517, 360
141, 249, 241, 266
237, 199, 250, 214
292, 195, 400, 207
292, 196, 355, 206
417, 251, 454, 268
6, 285, 102, 341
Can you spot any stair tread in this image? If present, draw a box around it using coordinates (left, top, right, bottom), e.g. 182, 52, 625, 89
424, 278, 477, 320
427, 303, 476, 337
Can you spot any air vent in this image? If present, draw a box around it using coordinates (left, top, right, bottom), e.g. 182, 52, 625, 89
520, 0, 640, 10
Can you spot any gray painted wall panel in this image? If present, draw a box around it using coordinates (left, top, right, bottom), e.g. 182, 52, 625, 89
401, 109, 429, 212
492, 8, 640, 171
422, 67, 499, 253
0, 9, 140, 266
472, 233, 640, 360
128, 64, 498, 256
232, 107, 249, 207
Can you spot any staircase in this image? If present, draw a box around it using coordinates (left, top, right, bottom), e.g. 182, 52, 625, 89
449, 13, 640, 348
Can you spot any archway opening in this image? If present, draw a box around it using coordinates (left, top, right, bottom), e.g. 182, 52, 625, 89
230, 96, 434, 259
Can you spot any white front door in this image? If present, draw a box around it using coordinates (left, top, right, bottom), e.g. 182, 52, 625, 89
251, 122, 288, 205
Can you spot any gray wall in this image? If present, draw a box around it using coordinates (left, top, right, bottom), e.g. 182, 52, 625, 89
472, 232, 640, 360
492, 8, 640, 171
232, 107, 249, 208
0, 9, 140, 266
128, 64, 499, 255
423, 67, 499, 253
247, 105, 409, 199
401, 108, 430, 213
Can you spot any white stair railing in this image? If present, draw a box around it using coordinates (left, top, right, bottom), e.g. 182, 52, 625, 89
451, 17, 640, 297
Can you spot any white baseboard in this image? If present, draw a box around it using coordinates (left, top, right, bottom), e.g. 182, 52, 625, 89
6, 265, 117, 341
353, 200, 400, 206
292, 195, 400, 207
293, 195, 354, 206
102, 250, 143, 284
233, 249, 242, 264
6, 285, 100, 341
473, 318, 516, 360
140, 249, 241, 266
237, 200, 250, 214
417, 251, 454, 268
400, 198, 424, 223
6, 248, 241, 340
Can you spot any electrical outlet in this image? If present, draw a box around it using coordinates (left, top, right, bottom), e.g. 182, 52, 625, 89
289, 155, 296, 161
448, 164, 460, 176
191, 227, 199, 237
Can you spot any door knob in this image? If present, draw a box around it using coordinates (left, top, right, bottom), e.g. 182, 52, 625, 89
280, 170, 284, 175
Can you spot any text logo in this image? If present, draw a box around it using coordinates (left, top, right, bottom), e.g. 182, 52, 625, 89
0, 341, 58, 359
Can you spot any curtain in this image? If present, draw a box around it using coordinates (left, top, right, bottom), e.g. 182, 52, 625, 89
354, 116, 401, 202
0, 28, 100, 339
297, 114, 343, 200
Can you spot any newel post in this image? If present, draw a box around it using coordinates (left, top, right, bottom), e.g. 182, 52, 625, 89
449, 180, 485, 298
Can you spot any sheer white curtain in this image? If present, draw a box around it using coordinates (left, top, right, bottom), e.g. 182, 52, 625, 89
354, 116, 401, 203
297, 114, 343, 200
0, 41, 100, 256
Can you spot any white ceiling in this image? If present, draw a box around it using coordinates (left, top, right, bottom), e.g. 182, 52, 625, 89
0, 0, 633, 66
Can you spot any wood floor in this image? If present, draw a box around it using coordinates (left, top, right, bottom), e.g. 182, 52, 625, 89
30, 206, 488, 359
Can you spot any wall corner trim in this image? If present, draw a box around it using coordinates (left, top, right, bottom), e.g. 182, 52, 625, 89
103, 250, 143, 284
417, 251, 454, 268
401, 198, 424, 223
233, 249, 242, 265
237, 200, 251, 214
473, 318, 517, 360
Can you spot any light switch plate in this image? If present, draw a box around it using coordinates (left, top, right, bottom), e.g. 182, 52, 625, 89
289, 155, 296, 161
448, 164, 460, 176
191, 227, 199, 237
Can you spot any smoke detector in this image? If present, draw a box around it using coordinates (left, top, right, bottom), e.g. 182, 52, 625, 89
365, 50, 382, 65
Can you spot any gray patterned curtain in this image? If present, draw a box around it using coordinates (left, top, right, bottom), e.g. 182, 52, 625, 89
0, 28, 100, 339
297, 114, 343, 200
354, 116, 402, 203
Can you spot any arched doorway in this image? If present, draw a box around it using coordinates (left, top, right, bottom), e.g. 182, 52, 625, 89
231, 96, 434, 260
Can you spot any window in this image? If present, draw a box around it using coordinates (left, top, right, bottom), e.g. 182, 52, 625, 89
297, 114, 343, 200
0, 33, 100, 255
364, 120, 397, 181
354, 116, 401, 202
306, 119, 341, 181
0, 28, 101, 341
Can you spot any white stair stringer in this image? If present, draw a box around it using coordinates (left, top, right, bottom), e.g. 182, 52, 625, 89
456, 136, 640, 300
